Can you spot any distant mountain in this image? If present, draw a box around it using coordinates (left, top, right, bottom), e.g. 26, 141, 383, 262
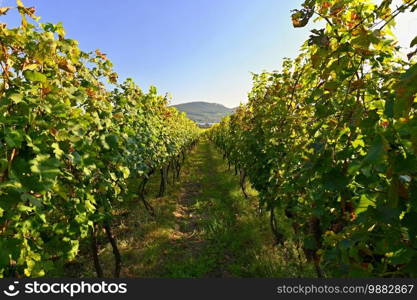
172, 101, 235, 124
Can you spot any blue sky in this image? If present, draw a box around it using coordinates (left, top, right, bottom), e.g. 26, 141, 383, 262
1, 0, 416, 107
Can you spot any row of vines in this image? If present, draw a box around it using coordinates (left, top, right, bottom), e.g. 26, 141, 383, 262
210, 0, 417, 277
0, 1, 200, 277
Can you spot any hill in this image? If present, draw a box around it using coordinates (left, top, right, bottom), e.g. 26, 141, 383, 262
172, 102, 235, 124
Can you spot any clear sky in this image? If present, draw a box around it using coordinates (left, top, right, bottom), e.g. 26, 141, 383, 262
1, 0, 416, 108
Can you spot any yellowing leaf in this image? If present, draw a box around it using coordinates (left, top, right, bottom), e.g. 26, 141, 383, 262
352, 138, 365, 149
52, 143, 64, 159
23, 64, 39, 71
0, 7, 12, 15
58, 59, 76, 73
16, 0, 24, 8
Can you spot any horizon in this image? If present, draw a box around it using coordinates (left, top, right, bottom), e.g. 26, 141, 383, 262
172, 101, 235, 109
1, 0, 416, 107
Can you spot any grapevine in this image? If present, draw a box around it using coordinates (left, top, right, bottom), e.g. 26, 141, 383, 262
210, 0, 417, 277
0, 1, 199, 277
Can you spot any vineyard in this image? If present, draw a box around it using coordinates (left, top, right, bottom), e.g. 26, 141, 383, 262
0, 1, 200, 277
210, 0, 417, 277
1, 0, 417, 278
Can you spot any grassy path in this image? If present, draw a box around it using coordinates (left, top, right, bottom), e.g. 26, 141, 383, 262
66, 139, 310, 277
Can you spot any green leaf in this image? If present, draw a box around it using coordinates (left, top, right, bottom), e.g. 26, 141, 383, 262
85, 194, 96, 212
323, 81, 339, 91
23, 70, 47, 83
5, 129, 24, 147
411, 36, 417, 48
105, 134, 119, 148
0, 238, 21, 266
388, 249, 413, 265
352, 34, 371, 49
303, 235, 317, 250
30, 154, 61, 181
384, 97, 394, 118
9, 93, 23, 104
21, 193, 42, 208
362, 135, 387, 166
100, 135, 110, 150
402, 212, 417, 243
404, 255, 417, 277
395, 64, 417, 117
323, 169, 349, 191
356, 194, 375, 214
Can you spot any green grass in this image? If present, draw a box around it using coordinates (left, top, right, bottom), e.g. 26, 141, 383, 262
62, 139, 314, 277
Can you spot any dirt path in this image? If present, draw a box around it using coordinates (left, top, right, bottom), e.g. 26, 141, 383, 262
66, 139, 310, 277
